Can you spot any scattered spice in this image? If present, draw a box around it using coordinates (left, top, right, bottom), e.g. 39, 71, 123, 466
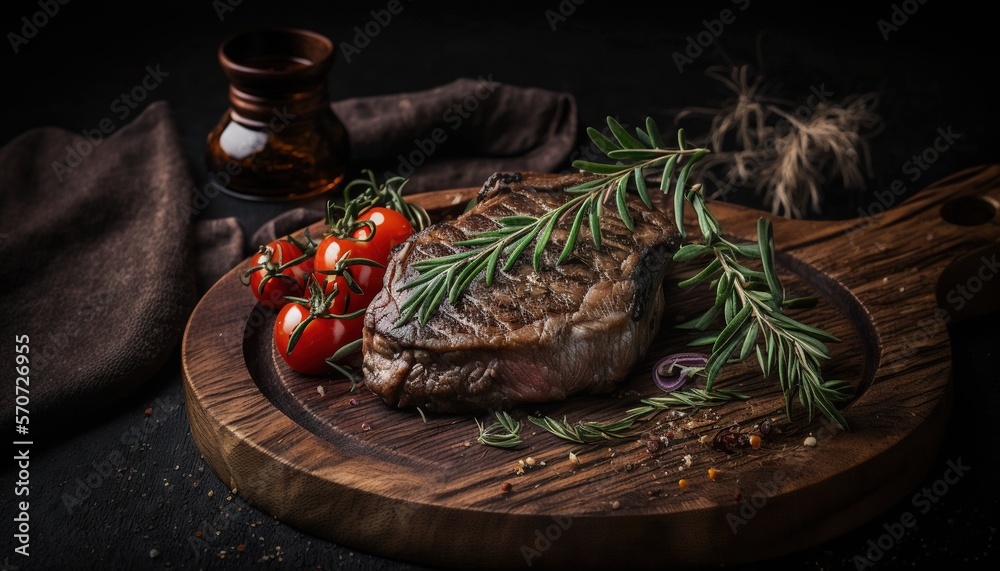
237, 544, 246, 552
349, 398, 358, 406
707, 467, 720, 481
144, 407, 152, 417
568, 451, 580, 465
749, 434, 762, 449
611, 500, 621, 510
712, 426, 746, 454
645, 438, 662, 454
804, 436, 818, 447
758, 419, 773, 436
501, 482, 512, 493
149, 549, 160, 559
524, 456, 536, 467
678, 479, 690, 490
207, 490, 215, 498
361, 422, 371, 431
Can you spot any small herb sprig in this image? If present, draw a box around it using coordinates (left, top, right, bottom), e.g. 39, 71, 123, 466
476, 411, 523, 449
527, 414, 640, 444
525, 388, 751, 445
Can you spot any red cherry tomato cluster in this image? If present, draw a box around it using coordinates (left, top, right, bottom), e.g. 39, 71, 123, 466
240, 236, 315, 310
241, 205, 417, 379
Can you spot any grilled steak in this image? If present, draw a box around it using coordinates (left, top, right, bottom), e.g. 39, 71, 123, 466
362, 171, 681, 413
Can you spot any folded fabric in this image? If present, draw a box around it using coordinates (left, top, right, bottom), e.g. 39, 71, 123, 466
331, 77, 578, 193
0, 101, 197, 435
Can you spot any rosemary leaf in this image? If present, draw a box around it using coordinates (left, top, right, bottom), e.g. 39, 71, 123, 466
476, 411, 523, 449
607, 116, 645, 149
758, 218, 783, 310
587, 126, 621, 154
615, 175, 634, 231
571, 160, 627, 175
646, 117, 667, 148
558, 206, 587, 264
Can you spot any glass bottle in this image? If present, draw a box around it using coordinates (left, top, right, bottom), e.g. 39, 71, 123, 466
206, 28, 349, 201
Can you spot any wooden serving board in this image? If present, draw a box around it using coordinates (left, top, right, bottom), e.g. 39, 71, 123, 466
182, 165, 1000, 570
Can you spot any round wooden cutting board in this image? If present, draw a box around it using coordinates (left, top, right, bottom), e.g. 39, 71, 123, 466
182, 165, 1000, 569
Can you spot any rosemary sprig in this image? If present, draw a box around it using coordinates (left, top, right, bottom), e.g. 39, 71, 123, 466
674, 189, 853, 429
528, 388, 750, 444
394, 117, 709, 326
476, 411, 523, 448
526, 414, 641, 444
635, 387, 752, 413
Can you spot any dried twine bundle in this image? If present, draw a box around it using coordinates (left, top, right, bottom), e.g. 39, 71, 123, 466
677, 65, 883, 218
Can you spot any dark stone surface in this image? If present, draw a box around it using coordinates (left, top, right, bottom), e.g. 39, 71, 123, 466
2, 1, 997, 569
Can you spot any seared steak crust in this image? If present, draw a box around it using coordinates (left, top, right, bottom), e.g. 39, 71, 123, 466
362, 172, 681, 413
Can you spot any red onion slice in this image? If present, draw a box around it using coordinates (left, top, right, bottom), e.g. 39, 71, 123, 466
652, 352, 709, 393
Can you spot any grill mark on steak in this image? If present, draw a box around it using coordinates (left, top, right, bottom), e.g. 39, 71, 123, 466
362, 171, 681, 413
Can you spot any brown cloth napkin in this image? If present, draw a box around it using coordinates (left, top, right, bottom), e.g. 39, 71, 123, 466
0, 101, 197, 434
331, 77, 578, 193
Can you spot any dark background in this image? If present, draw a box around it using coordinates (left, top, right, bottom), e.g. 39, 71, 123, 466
2, 1, 998, 570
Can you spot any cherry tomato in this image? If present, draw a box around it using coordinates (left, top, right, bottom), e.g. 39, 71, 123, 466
273, 287, 364, 375
356, 206, 415, 256
313, 234, 387, 311
241, 239, 314, 309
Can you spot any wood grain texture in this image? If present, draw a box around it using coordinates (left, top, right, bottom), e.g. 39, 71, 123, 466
182, 165, 1000, 570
